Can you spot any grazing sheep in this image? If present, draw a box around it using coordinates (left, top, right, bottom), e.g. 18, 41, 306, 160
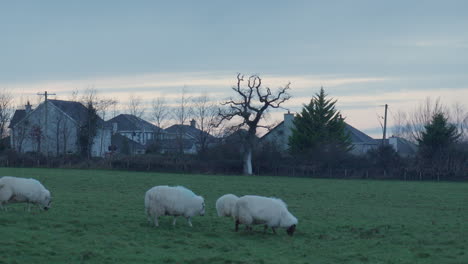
234, 195, 298, 236
145, 185, 205, 227
0, 176, 52, 211
215, 194, 239, 218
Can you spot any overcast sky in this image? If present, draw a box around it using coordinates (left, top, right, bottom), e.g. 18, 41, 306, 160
1, 0, 467, 137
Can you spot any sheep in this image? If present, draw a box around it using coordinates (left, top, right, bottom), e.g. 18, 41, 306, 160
215, 194, 239, 218
0, 176, 52, 211
144, 185, 205, 227
234, 195, 298, 236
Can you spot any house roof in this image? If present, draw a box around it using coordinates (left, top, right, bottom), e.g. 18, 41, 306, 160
261, 119, 376, 145
344, 123, 377, 145
48, 99, 106, 126
224, 129, 258, 143
9, 99, 108, 129
107, 114, 163, 132
111, 133, 146, 152
260, 121, 285, 140
49, 100, 90, 122
376, 137, 418, 156
165, 124, 216, 141
8, 110, 26, 128
157, 138, 196, 152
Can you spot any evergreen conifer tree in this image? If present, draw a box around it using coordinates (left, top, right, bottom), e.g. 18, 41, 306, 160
289, 87, 352, 158
417, 112, 460, 160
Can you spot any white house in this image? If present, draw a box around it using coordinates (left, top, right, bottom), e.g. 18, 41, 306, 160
9, 99, 112, 157
261, 112, 378, 155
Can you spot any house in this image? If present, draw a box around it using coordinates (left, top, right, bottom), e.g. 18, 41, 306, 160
261, 112, 378, 155
9, 100, 112, 157
376, 136, 418, 157
110, 133, 146, 155
164, 119, 217, 154
106, 114, 165, 154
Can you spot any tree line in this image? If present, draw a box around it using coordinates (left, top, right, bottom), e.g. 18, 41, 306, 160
0, 75, 467, 180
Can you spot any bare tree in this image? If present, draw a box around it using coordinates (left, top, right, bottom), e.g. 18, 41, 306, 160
0, 90, 13, 138
52, 113, 65, 155
150, 97, 169, 130
173, 87, 191, 125
391, 110, 410, 138
95, 98, 118, 156
393, 97, 468, 144
149, 97, 169, 151
192, 93, 218, 153
405, 97, 447, 142
172, 87, 192, 154
451, 102, 468, 141
30, 125, 43, 152
128, 94, 145, 118
13, 119, 30, 153
218, 74, 291, 175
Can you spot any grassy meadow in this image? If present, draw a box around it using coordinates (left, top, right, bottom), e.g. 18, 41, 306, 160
0, 167, 467, 264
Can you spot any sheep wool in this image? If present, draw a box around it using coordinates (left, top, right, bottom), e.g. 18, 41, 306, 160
0, 176, 52, 211
235, 195, 298, 236
216, 194, 239, 217
145, 185, 205, 227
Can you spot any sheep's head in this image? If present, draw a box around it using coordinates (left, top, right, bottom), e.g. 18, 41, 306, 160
286, 224, 296, 236
196, 196, 205, 216
42, 190, 52, 211
199, 201, 205, 216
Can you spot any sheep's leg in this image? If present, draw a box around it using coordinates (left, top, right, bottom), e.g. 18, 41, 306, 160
186, 217, 192, 227
271, 227, 276, 234
154, 216, 159, 227
147, 212, 152, 224
173, 216, 177, 226
235, 220, 240, 232
27, 203, 32, 212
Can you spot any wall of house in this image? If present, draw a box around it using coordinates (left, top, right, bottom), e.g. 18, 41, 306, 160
119, 131, 155, 145
349, 143, 377, 156
11, 101, 111, 157
91, 128, 112, 157
262, 113, 295, 151
11, 102, 80, 155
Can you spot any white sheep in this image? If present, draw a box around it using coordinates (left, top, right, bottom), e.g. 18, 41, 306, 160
144, 185, 205, 227
0, 176, 52, 211
234, 195, 298, 236
215, 194, 239, 218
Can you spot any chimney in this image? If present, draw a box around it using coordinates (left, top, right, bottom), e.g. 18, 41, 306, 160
284, 111, 294, 131
25, 101, 32, 114
190, 119, 196, 128
283, 111, 295, 139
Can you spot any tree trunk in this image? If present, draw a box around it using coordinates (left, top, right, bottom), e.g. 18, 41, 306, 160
243, 143, 253, 175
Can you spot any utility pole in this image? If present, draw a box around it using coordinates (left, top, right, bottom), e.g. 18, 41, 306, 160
37, 91, 56, 155
382, 104, 388, 146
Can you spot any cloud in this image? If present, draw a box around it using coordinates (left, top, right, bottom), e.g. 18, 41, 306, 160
6, 71, 464, 139
403, 39, 468, 48
5, 71, 391, 104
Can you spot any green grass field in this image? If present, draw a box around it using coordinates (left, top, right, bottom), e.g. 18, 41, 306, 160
0, 167, 467, 264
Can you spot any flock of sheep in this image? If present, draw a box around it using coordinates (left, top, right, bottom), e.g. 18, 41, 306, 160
0, 176, 298, 236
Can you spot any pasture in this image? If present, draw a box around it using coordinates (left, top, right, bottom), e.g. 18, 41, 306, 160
0, 167, 467, 264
